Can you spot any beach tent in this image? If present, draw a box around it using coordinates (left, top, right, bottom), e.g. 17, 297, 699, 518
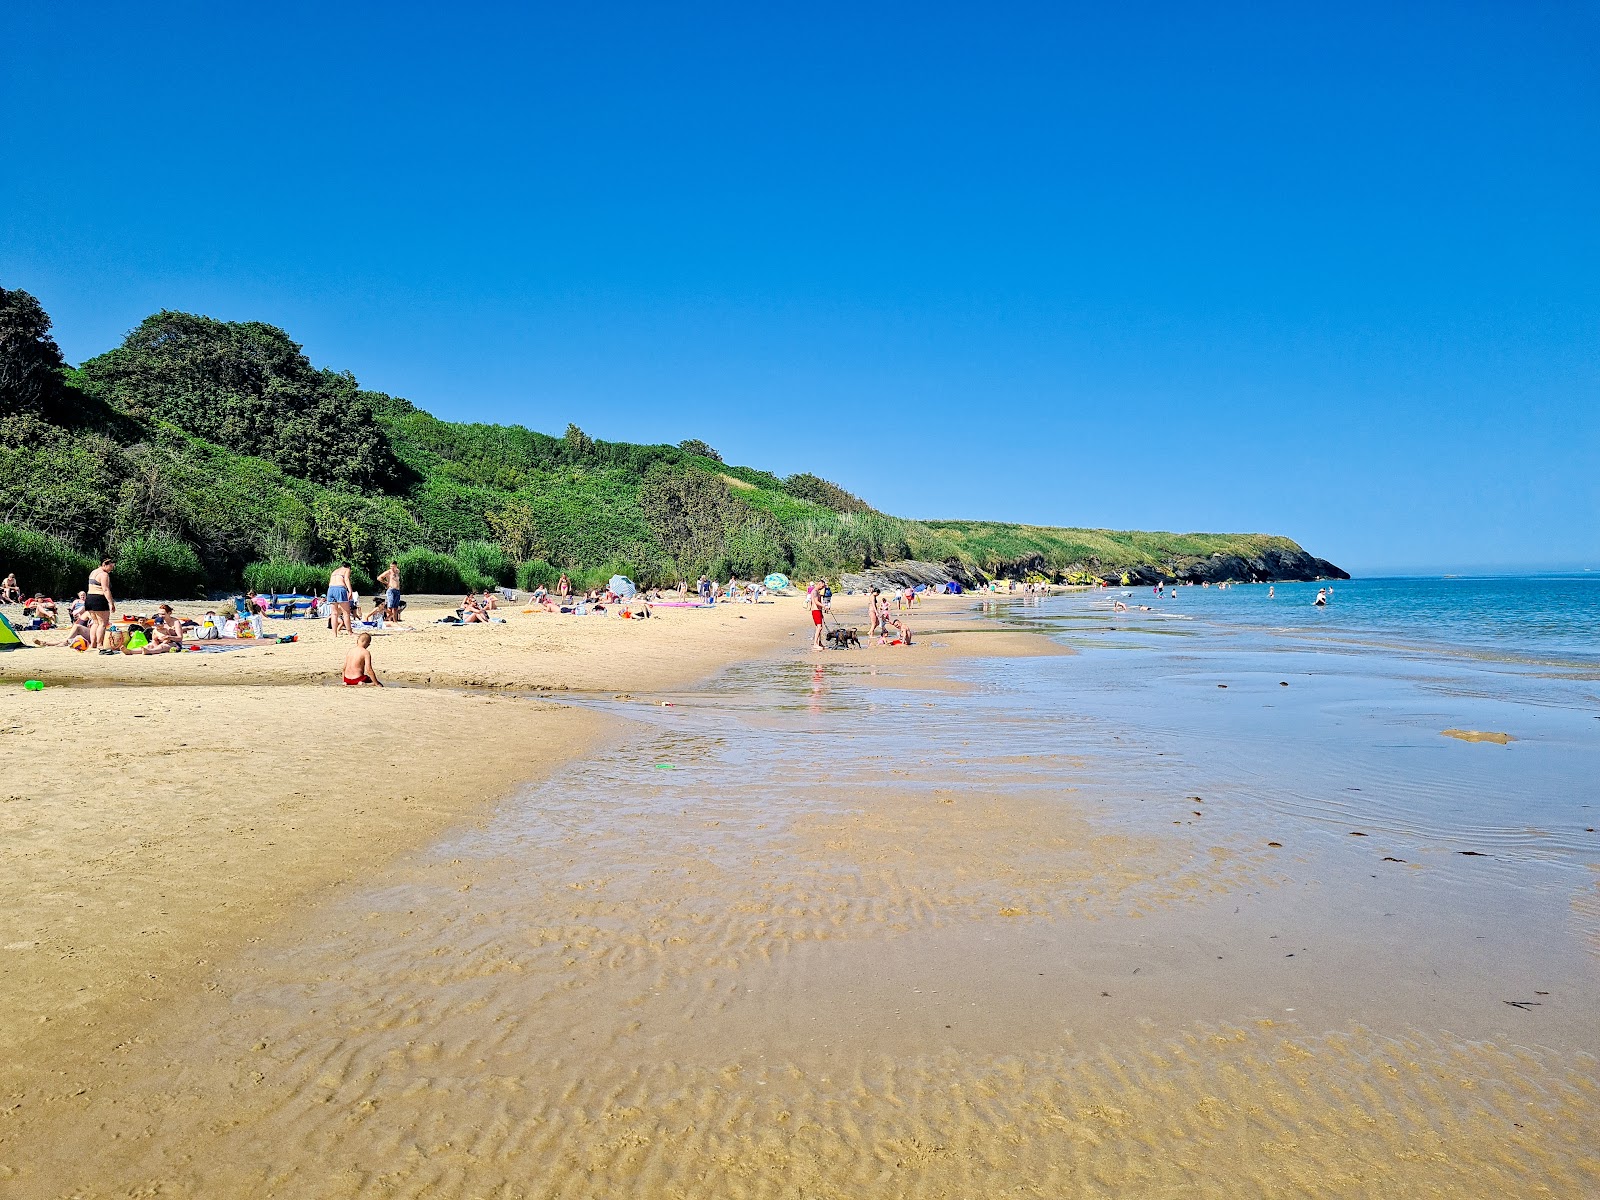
608, 574, 637, 598
0, 612, 22, 650
764, 573, 790, 591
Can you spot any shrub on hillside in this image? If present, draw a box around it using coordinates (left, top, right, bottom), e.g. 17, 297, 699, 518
452, 539, 513, 587
781, 472, 873, 514
0, 522, 97, 598
243, 560, 330, 596
78, 312, 404, 491
114, 535, 205, 598
396, 547, 467, 595
515, 559, 559, 592
242, 559, 376, 596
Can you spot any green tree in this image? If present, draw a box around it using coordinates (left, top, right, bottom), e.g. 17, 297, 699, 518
678, 438, 722, 462
564, 423, 594, 458
0, 286, 67, 418
78, 311, 404, 491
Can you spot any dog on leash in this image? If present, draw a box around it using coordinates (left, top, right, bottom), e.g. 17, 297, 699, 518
825, 626, 861, 650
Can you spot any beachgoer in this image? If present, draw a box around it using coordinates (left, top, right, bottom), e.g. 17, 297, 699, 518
327, 562, 354, 636
806, 581, 826, 650
141, 604, 184, 653
85, 557, 115, 649
378, 560, 402, 622
557, 573, 571, 599
23, 593, 58, 626
882, 614, 914, 645
341, 631, 384, 686
1268, 585, 1275, 599
1, 573, 19, 603
1314, 588, 1327, 607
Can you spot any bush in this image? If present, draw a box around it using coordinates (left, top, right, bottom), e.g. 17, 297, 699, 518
515, 558, 559, 592
242, 560, 329, 596
395, 547, 467, 595
452, 539, 513, 587
113, 534, 206, 598
0, 522, 97, 598
242, 559, 376, 596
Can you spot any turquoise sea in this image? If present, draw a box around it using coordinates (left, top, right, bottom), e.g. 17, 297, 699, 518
1055, 572, 1600, 667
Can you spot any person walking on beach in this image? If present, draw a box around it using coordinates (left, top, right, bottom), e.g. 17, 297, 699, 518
557, 572, 571, 600
341, 631, 384, 686
84, 557, 115, 649
378, 560, 402, 623
327, 562, 354, 636
806, 580, 827, 650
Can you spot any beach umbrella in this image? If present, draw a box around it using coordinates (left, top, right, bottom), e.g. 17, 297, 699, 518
608, 574, 637, 598
764, 573, 791, 591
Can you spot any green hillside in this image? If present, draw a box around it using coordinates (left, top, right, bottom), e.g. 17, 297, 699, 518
0, 287, 1340, 597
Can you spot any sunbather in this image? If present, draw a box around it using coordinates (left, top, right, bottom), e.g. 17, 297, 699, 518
35, 618, 93, 649
147, 604, 184, 652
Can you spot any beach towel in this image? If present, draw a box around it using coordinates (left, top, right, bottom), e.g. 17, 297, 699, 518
648, 601, 705, 608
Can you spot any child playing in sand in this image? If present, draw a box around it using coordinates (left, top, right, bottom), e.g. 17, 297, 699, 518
341, 632, 384, 686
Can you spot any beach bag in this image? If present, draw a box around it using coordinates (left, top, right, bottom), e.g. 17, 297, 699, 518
126, 629, 149, 650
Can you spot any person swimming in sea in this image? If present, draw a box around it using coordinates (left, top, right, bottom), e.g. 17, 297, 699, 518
1314, 588, 1328, 607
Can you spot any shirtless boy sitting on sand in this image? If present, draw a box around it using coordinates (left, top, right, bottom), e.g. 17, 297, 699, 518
341, 631, 384, 686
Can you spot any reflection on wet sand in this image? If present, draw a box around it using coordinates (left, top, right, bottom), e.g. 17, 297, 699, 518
7, 621, 1599, 1197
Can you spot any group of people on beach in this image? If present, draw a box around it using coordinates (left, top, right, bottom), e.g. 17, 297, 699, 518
805, 582, 915, 649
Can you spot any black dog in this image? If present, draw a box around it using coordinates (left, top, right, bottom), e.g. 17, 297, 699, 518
825, 626, 861, 649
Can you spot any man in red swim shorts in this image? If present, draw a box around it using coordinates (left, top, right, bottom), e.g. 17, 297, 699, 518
341, 631, 384, 686
806, 581, 827, 650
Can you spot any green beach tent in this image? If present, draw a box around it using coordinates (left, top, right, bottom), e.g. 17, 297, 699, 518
0, 613, 23, 650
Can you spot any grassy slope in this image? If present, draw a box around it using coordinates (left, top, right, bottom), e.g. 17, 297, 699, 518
915, 522, 1303, 573
1, 383, 1316, 593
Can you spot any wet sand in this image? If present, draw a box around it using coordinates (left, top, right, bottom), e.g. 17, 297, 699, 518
3, 592, 1598, 1196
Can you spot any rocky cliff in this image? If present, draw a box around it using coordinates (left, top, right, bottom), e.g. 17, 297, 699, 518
839, 548, 1347, 593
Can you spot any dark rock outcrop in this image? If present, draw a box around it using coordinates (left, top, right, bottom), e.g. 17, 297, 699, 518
839, 559, 978, 592
840, 548, 1346, 591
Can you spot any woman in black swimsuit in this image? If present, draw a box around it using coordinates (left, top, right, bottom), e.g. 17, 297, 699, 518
85, 557, 115, 649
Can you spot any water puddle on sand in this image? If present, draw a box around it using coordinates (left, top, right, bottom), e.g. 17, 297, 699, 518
7, 628, 1600, 1198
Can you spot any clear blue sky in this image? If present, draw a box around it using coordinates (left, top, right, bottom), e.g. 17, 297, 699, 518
4, 3, 1596, 573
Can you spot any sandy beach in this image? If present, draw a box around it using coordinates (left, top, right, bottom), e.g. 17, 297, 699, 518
3, 588, 1597, 1198
0, 592, 988, 1125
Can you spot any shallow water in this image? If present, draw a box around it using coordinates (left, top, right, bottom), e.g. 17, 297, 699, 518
13, 583, 1600, 1197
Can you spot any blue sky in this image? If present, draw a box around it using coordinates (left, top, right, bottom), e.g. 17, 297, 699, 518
4, 3, 1596, 573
